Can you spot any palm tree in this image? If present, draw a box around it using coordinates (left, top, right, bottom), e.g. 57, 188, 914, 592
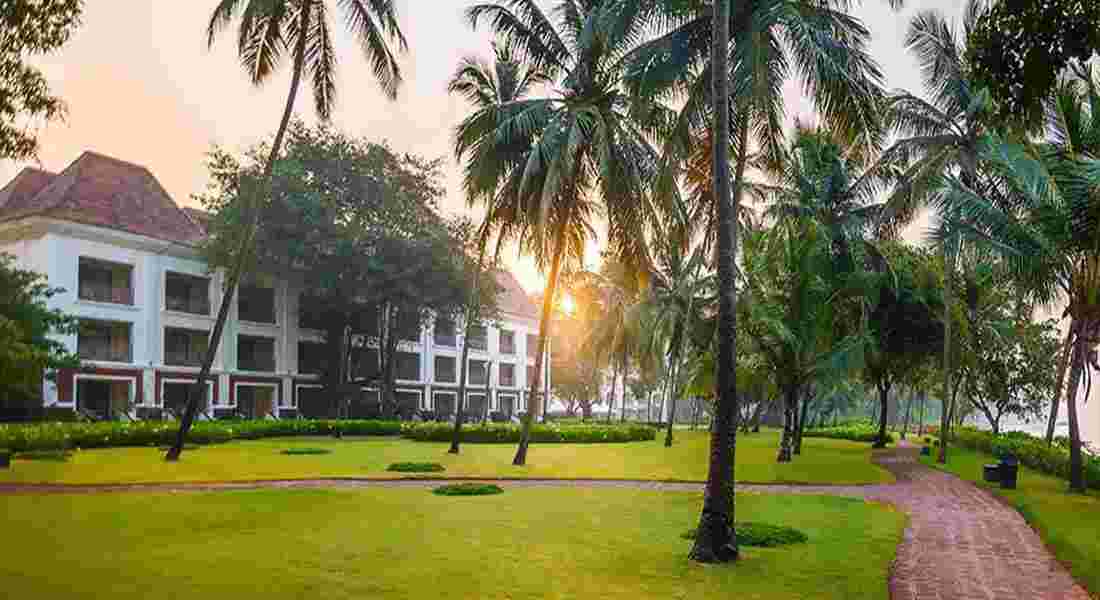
880, 0, 994, 464
942, 79, 1100, 492
167, 0, 407, 460
689, 0, 737, 563
579, 262, 641, 422
454, 0, 665, 465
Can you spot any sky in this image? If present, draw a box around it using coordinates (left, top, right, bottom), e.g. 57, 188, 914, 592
1, 0, 967, 294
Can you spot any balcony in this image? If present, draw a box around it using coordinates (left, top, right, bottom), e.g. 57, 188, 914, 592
165, 272, 210, 315
78, 257, 133, 305
164, 327, 209, 367
499, 363, 515, 387
469, 360, 488, 386
433, 318, 457, 347
434, 355, 456, 383
500, 330, 515, 355
78, 320, 132, 363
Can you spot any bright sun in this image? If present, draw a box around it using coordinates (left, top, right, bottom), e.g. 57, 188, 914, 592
560, 294, 576, 315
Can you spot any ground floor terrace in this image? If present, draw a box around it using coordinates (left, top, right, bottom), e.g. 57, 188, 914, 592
45, 365, 536, 422
0, 434, 1094, 599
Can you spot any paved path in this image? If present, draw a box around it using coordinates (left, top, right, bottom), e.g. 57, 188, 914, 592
0, 447, 1090, 599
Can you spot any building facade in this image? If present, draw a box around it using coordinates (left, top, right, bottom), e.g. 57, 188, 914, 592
0, 151, 548, 420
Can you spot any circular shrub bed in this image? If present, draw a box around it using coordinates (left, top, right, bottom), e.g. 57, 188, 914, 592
280, 448, 333, 456
681, 522, 808, 547
387, 462, 445, 473
432, 483, 504, 496
14, 449, 71, 462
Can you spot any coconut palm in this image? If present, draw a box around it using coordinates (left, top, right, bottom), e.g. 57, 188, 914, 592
167, 0, 407, 460
879, 0, 995, 463
454, 0, 666, 465
579, 261, 642, 422
941, 78, 1100, 492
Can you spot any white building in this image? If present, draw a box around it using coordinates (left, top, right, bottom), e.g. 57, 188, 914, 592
0, 151, 548, 420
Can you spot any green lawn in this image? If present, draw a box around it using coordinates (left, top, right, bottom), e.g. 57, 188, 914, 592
0, 487, 905, 600
0, 430, 892, 485
921, 446, 1100, 595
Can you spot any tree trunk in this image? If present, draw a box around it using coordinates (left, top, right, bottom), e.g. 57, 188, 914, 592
874, 380, 891, 449
1065, 320, 1087, 493
777, 385, 797, 463
380, 307, 399, 419
449, 320, 474, 454
664, 324, 685, 448
513, 216, 569, 466
938, 245, 954, 465
902, 391, 913, 440
166, 7, 310, 461
689, 0, 738, 563
1047, 327, 1073, 445
917, 390, 926, 436
619, 354, 628, 422
794, 388, 810, 455
607, 359, 618, 422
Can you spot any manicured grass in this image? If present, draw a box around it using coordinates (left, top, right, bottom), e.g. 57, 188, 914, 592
0, 488, 905, 600
922, 446, 1100, 595
0, 430, 893, 486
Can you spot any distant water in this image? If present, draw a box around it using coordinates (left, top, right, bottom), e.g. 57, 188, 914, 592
967, 406, 1095, 452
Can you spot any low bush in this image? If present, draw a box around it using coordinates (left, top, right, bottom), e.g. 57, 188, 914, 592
280, 448, 332, 456
402, 422, 656, 444
13, 449, 71, 462
387, 462, 445, 473
803, 422, 894, 444
0, 419, 402, 452
681, 522, 808, 547
432, 483, 503, 496
951, 427, 1100, 490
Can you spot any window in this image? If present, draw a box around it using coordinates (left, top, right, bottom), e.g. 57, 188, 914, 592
351, 346, 380, 380
238, 283, 275, 324
433, 391, 457, 416
434, 317, 457, 347
527, 334, 539, 358
165, 272, 209, 315
298, 341, 326, 375
78, 320, 131, 362
78, 258, 132, 305
396, 311, 420, 342
469, 325, 488, 351
434, 355, 457, 383
164, 328, 208, 367
396, 351, 420, 381
237, 335, 275, 372
299, 294, 326, 330
500, 330, 515, 354
469, 360, 488, 386
527, 365, 538, 389
499, 363, 516, 387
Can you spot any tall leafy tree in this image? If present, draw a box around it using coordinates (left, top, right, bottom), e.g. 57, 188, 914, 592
454, 0, 664, 465
168, 0, 407, 460
0, 0, 82, 160
0, 254, 80, 409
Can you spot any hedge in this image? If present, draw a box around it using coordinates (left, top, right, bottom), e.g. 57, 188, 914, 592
0, 419, 402, 452
950, 427, 1100, 490
402, 422, 657, 444
803, 422, 895, 444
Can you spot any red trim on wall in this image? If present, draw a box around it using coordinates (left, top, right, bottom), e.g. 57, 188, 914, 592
155, 371, 220, 405
228, 375, 283, 406
57, 367, 144, 405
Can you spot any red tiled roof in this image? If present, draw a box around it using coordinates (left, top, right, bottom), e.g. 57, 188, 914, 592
494, 269, 538, 319
0, 151, 204, 245
0, 167, 56, 210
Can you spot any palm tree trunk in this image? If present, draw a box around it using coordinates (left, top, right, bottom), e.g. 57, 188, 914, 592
794, 388, 810, 455
777, 385, 796, 463
917, 390, 926, 436
689, 0, 737, 563
607, 358, 618, 422
512, 216, 568, 466
938, 245, 954, 465
664, 324, 684, 447
166, 7, 310, 461
875, 380, 891, 449
449, 321, 474, 453
1046, 327, 1073, 445
902, 390, 913, 440
1065, 319, 1087, 493
619, 353, 628, 422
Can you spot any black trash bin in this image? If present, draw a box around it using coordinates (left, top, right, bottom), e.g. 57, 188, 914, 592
983, 463, 1001, 483
920, 446, 931, 456
999, 455, 1019, 489
0, 449, 9, 469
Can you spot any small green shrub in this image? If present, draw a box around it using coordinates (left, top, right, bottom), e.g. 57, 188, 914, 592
14, 449, 71, 462
280, 448, 332, 456
681, 522, 808, 547
432, 483, 503, 496
951, 427, 1100, 490
803, 422, 894, 444
402, 422, 656, 444
387, 462, 445, 473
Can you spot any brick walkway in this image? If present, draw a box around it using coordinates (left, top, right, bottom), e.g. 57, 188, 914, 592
0, 447, 1090, 599
867, 447, 1090, 600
